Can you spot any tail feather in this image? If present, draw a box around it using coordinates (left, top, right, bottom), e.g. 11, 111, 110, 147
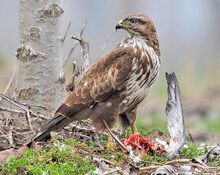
26, 103, 93, 147
33, 114, 71, 142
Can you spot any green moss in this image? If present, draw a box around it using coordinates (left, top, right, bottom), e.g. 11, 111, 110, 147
180, 144, 220, 167
100, 135, 108, 143
100, 150, 127, 165
142, 153, 167, 163
1, 138, 95, 175
180, 143, 203, 159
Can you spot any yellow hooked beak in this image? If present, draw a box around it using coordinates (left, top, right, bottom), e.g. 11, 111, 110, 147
115, 19, 124, 31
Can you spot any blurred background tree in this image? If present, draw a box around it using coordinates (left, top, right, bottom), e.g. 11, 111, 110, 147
15, 0, 64, 116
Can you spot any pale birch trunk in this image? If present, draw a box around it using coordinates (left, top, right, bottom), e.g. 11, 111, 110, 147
16, 0, 64, 117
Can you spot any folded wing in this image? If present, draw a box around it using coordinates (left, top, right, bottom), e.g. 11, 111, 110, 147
33, 47, 134, 142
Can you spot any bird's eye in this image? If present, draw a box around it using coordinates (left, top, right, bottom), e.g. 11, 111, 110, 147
130, 18, 138, 24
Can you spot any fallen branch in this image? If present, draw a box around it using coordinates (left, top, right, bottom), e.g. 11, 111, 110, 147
0, 93, 49, 120
0, 106, 24, 114
0, 93, 29, 111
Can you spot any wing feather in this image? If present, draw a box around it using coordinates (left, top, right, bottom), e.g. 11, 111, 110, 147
64, 47, 133, 107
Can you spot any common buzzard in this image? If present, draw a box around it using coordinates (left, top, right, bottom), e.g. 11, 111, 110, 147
33, 13, 161, 142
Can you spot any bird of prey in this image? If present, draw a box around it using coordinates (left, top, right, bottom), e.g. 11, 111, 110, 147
33, 13, 161, 142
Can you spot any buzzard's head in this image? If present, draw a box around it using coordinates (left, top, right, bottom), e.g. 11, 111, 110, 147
116, 13, 160, 55
116, 13, 156, 37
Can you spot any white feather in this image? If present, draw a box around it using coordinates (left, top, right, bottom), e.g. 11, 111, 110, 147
119, 36, 160, 112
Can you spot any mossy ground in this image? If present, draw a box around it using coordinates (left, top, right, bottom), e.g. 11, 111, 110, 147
0, 134, 219, 175
0, 139, 96, 175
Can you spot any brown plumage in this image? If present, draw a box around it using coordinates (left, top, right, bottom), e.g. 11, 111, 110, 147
33, 13, 161, 142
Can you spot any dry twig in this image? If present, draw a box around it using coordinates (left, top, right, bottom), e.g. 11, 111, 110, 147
165, 158, 190, 165
65, 22, 88, 92
63, 21, 87, 68
70, 36, 89, 73
61, 22, 71, 46
0, 93, 49, 120
102, 168, 122, 175
26, 108, 34, 133
139, 165, 161, 171
102, 119, 128, 152
0, 106, 24, 114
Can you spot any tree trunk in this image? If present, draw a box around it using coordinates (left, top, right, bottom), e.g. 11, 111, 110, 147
16, 0, 64, 117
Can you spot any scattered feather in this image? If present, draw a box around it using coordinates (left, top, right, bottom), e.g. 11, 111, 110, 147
152, 165, 178, 175
165, 72, 185, 158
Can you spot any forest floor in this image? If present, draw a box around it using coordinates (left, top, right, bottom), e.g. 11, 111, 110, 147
0, 127, 220, 175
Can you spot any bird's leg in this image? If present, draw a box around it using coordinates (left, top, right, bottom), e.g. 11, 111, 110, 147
118, 109, 137, 137
130, 122, 137, 133
126, 108, 137, 133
